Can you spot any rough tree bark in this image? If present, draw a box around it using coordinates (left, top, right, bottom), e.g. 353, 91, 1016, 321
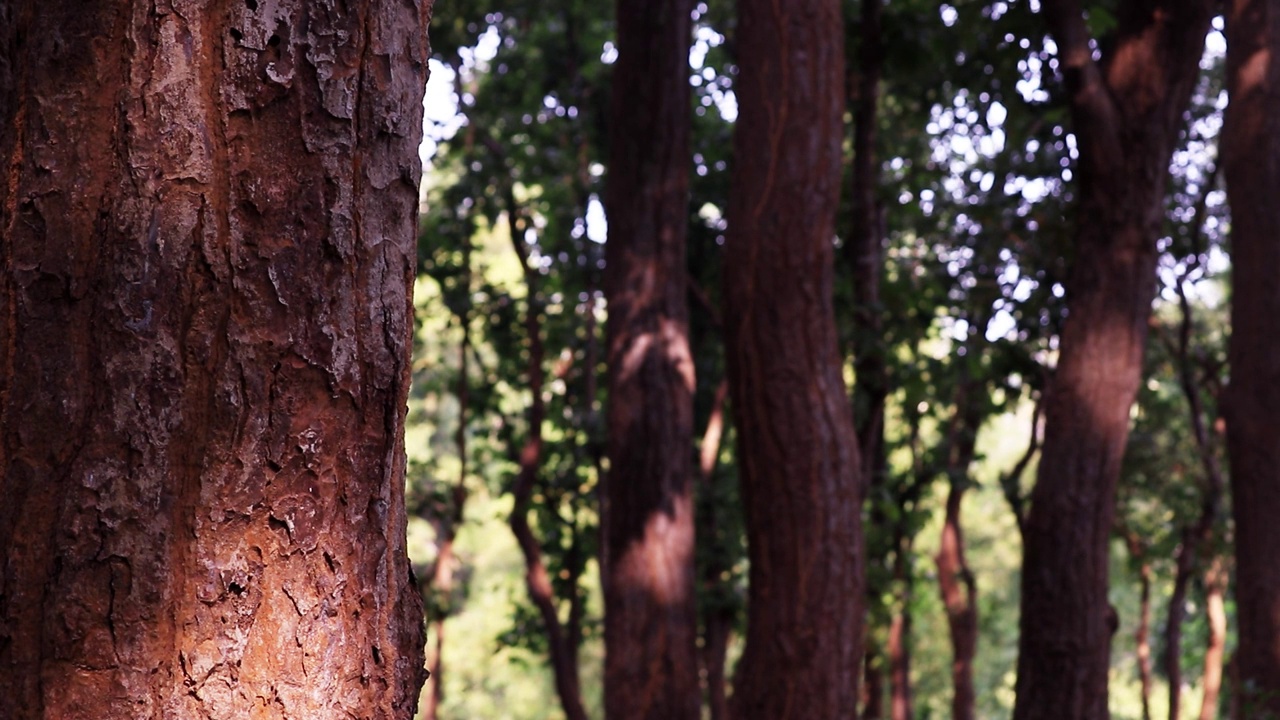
1013, 0, 1211, 716
602, 0, 700, 716
723, 0, 864, 715
1224, 0, 1280, 713
0, 1, 432, 718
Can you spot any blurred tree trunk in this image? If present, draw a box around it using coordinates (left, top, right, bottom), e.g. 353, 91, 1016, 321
0, 2, 432, 718
1199, 557, 1228, 720
863, 649, 885, 719
1224, 0, 1280, 714
1014, 0, 1211, 716
695, 379, 733, 720
1121, 531, 1155, 720
723, 0, 864, 714
602, 0, 700, 717
507, 199, 589, 720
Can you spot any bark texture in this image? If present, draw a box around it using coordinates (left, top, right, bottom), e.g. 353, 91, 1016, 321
602, 0, 699, 717
723, 0, 864, 716
0, 1, 432, 718
1013, 0, 1210, 716
1224, 0, 1280, 712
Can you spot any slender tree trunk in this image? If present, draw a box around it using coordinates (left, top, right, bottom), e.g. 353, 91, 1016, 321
696, 380, 733, 720
848, 0, 886, 487
0, 2, 432, 718
935, 374, 983, 720
507, 200, 589, 720
1014, 1, 1210, 716
723, 0, 864, 715
1199, 558, 1228, 720
1122, 532, 1155, 720
423, 326, 472, 720
888, 561, 914, 720
1224, 0, 1280, 714
937, 483, 978, 720
602, 0, 699, 716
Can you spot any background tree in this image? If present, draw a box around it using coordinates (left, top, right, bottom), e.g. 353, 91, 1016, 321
722, 0, 865, 716
0, 2, 432, 718
1223, 0, 1280, 712
601, 0, 701, 717
1015, 0, 1213, 715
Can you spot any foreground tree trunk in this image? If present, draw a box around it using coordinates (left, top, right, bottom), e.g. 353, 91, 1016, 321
1013, 0, 1210, 716
1224, 0, 1280, 712
0, 2, 432, 718
723, 0, 864, 715
602, 0, 700, 717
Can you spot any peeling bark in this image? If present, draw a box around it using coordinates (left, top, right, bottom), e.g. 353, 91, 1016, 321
0, 2, 433, 718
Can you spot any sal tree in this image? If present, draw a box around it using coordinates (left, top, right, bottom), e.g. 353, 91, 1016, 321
0, 2, 431, 718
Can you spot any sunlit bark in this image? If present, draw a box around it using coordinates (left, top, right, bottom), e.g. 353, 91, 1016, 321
0, 2, 432, 717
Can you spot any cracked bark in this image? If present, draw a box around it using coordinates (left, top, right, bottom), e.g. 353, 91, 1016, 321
0, 2, 432, 718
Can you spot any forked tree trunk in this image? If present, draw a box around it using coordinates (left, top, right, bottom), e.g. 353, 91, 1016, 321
1224, 0, 1280, 714
0, 2, 432, 718
723, 0, 864, 715
1014, 0, 1210, 716
602, 0, 700, 716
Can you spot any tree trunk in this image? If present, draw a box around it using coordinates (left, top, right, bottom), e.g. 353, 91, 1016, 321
1199, 557, 1228, 720
602, 0, 699, 717
1223, 0, 1280, 714
937, 483, 978, 720
696, 379, 733, 720
0, 2, 432, 718
1122, 532, 1155, 720
888, 583, 913, 720
723, 0, 864, 715
1013, 1, 1210, 717
507, 204, 589, 720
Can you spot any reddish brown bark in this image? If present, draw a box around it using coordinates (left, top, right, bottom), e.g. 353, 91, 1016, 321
934, 372, 983, 720
890, 604, 911, 717
601, 0, 700, 717
1014, 0, 1211, 716
937, 483, 978, 720
1223, 0, 1280, 713
1199, 558, 1228, 720
723, 0, 863, 715
0, 2, 432, 718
